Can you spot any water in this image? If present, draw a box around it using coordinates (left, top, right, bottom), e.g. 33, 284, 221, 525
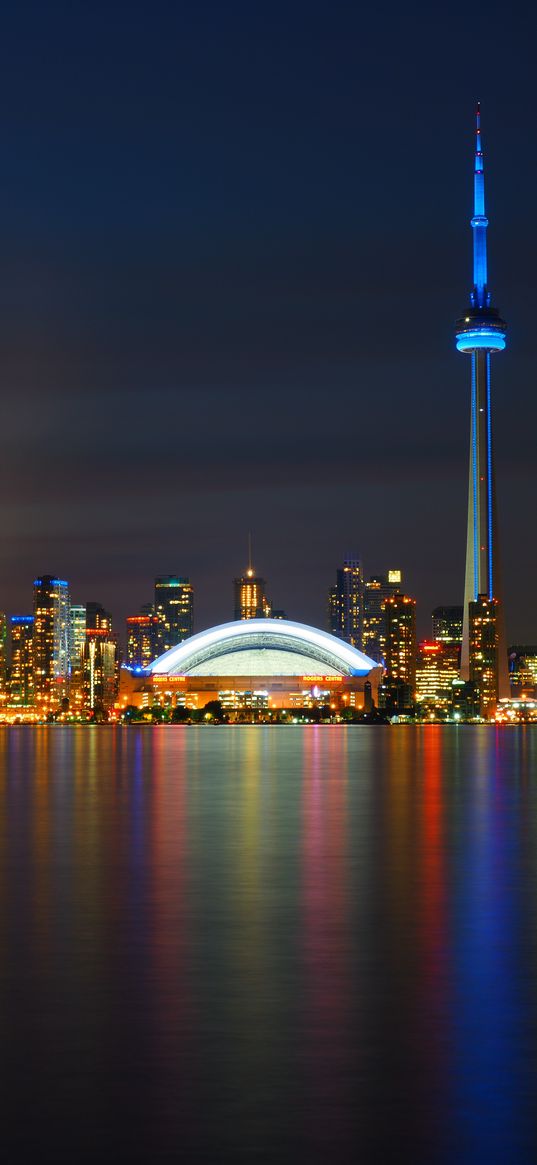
1, 725, 536, 1163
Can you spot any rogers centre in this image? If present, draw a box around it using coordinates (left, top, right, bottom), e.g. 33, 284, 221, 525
122, 618, 382, 712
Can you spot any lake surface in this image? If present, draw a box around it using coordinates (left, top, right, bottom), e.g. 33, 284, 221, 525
1, 725, 536, 1163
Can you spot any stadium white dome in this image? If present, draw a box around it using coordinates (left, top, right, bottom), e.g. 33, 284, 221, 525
148, 619, 377, 679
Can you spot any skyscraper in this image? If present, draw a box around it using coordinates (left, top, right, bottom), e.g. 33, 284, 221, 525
328, 558, 364, 649
233, 566, 271, 620
86, 602, 113, 632
362, 571, 402, 662
455, 105, 508, 697
0, 612, 6, 694
508, 646, 537, 697
468, 595, 500, 718
126, 614, 160, 668
9, 616, 34, 706
154, 576, 194, 652
383, 593, 417, 699
69, 604, 86, 711
82, 629, 118, 713
432, 606, 463, 647
415, 640, 460, 710
32, 576, 70, 702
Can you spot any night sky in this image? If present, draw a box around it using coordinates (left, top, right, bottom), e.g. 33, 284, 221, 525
1, 1, 535, 642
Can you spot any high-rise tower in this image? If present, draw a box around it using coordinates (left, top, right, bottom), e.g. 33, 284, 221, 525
328, 557, 364, 650
455, 105, 508, 696
33, 576, 70, 703
154, 576, 194, 652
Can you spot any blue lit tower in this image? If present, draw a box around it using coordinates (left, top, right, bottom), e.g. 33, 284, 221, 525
455, 104, 508, 695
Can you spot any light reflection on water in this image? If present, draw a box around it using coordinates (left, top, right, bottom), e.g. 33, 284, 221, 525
0, 725, 536, 1163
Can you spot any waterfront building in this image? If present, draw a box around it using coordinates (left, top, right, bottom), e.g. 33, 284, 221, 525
456, 106, 508, 697
126, 614, 160, 668
154, 576, 194, 652
495, 697, 537, 723
122, 619, 381, 716
32, 576, 70, 702
9, 616, 34, 705
508, 646, 537, 697
0, 612, 6, 693
451, 678, 480, 720
383, 593, 417, 698
468, 594, 499, 717
82, 629, 118, 713
233, 566, 271, 621
432, 606, 463, 646
362, 571, 402, 662
69, 604, 86, 711
415, 640, 460, 710
328, 558, 364, 649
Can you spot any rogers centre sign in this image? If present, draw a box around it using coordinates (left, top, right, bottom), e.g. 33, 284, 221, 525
301, 676, 343, 683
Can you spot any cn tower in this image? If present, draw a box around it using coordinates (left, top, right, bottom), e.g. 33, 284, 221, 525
455, 104, 508, 696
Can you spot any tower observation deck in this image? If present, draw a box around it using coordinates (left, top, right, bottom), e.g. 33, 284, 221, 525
455, 104, 508, 697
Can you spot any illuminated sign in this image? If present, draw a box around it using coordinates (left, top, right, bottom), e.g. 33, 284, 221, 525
301, 675, 343, 683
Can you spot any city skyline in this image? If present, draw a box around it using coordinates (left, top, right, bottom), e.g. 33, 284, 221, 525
0, 5, 536, 644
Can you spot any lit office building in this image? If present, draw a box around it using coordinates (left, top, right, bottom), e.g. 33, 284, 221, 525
69, 604, 86, 710
82, 629, 118, 712
451, 678, 480, 720
508, 646, 537, 698
328, 558, 364, 649
0, 612, 6, 693
233, 567, 271, 621
469, 595, 500, 718
383, 593, 417, 697
416, 641, 460, 709
10, 616, 34, 705
84, 602, 120, 704
33, 576, 70, 701
154, 576, 194, 652
363, 571, 403, 662
432, 606, 463, 646
126, 615, 160, 668
86, 602, 113, 632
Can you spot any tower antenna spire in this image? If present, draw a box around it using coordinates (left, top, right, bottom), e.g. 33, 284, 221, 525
247, 531, 253, 574
472, 99, 488, 306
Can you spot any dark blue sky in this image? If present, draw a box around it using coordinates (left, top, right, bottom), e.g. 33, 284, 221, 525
0, 0, 535, 640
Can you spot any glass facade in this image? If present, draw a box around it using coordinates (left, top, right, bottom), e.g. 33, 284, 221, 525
0, 612, 6, 694
69, 604, 86, 710
469, 595, 499, 717
32, 576, 70, 701
154, 576, 194, 653
83, 629, 118, 712
233, 570, 271, 620
328, 559, 364, 650
415, 641, 460, 708
383, 593, 417, 695
126, 615, 160, 668
9, 616, 34, 705
432, 606, 463, 646
362, 571, 403, 663
508, 646, 537, 697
